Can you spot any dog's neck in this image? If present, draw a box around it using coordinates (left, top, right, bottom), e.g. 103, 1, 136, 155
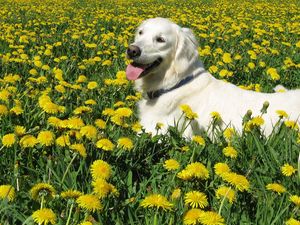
147, 67, 205, 99
134, 59, 205, 95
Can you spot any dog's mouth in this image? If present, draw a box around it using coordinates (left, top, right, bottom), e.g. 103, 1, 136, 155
126, 57, 162, 80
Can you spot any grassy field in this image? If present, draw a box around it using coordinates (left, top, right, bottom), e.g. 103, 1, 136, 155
0, 0, 300, 224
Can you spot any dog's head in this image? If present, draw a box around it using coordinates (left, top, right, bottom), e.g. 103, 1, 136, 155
126, 18, 201, 91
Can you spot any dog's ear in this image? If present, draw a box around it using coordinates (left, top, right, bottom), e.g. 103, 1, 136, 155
174, 27, 199, 75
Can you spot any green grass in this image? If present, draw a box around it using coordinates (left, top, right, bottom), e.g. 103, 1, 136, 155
0, 0, 299, 224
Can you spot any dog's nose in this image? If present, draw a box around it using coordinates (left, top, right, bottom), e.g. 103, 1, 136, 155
127, 45, 141, 59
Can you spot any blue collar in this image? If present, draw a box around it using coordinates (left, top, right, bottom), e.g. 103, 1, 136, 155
147, 71, 204, 99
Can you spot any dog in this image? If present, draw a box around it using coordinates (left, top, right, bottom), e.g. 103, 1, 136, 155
126, 17, 300, 137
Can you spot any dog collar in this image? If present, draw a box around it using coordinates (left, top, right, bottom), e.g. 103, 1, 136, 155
147, 70, 204, 99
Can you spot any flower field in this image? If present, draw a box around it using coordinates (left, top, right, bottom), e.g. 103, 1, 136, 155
0, 0, 300, 224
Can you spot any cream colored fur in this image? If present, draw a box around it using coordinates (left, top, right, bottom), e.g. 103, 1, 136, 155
131, 18, 300, 137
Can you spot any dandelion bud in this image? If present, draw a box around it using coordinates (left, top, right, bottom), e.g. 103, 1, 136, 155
242, 110, 252, 124
261, 101, 269, 114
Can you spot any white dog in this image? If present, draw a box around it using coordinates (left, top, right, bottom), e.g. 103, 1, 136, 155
126, 17, 300, 137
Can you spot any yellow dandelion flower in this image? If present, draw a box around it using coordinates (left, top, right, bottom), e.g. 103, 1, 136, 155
259, 61, 266, 67
102, 108, 115, 116
222, 172, 250, 192
199, 211, 225, 225
55, 85, 65, 93
67, 117, 85, 129
32, 208, 56, 225
34, 60, 43, 68
140, 194, 173, 211
111, 115, 126, 126
80, 125, 97, 140
284, 120, 299, 130
90, 159, 112, 180
290, 195, 300, 207
178, 162, 209, 180
114, 101, 125, 107
223, 146, 238, 159
186, 162, 209, 179
251, 116, 264, 126
79, 222, 93, 225
0, 184, 15, 201
181, 146, 190, 152
61, 189, 83, 199
247, 50, 257, 59
223, 127, 235, 142
117, 137, 134, 150
0, 104, 9, 116
266, 183, 286, 194
183, 208, 203, 225
73, 106, 92, 115
77, 75, 87, 83
95, 119, 106, 129
37, 131, 55, 146
29, 68, 38, 76
14, 125, 26, 136
286, 218, 300, 225
234, 54, 242, 60
125, 94, 139, 102
164, 159, 180, 171
171, 188, 181, 200
132, 122, 142, 133
266, 68, 280, 80
41, 65, 50, 71
185, 191, 208, 208
219, 69, 233, 77
208, 65, 218, 73
244, 116, 264, 131
102, 60, 112, 66
70, 143, 87, 157
180, 104, 198, 120
114, 107, 133, 117
30, 183, 56, 201
222, 53, 232, 64
84, 99, 96, 105
192, 135, 205, 146
76, 194, 102, 212
19, 135, 38, 148
281, 164, 297, 176
248, 62, 255, 69
47, 117, 62, 128
55, 135, 70, 147
10, 105, 23, 115
2, 133, 16, 147
276, 110, 288, 119
92, 178, 117, 198
0, 90, 10, 102
210, 111, 221, 121
96, 138, 115, 151
87, 81, 98, 89
214, 163, 231, 176
215, 186, 236, 203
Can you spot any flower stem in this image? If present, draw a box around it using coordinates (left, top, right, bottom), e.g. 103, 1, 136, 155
153, 211, 158, 225
40, 195, 45, 209
218, 187, 231, 215
66, 202, 74, 225
61, 154, 77, 185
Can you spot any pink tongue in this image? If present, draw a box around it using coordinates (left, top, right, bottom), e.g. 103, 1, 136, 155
126, 64, 146, 80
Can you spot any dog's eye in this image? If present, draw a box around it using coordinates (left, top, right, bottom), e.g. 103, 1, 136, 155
156, 36, 165, 43
139, 30, 143, 35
